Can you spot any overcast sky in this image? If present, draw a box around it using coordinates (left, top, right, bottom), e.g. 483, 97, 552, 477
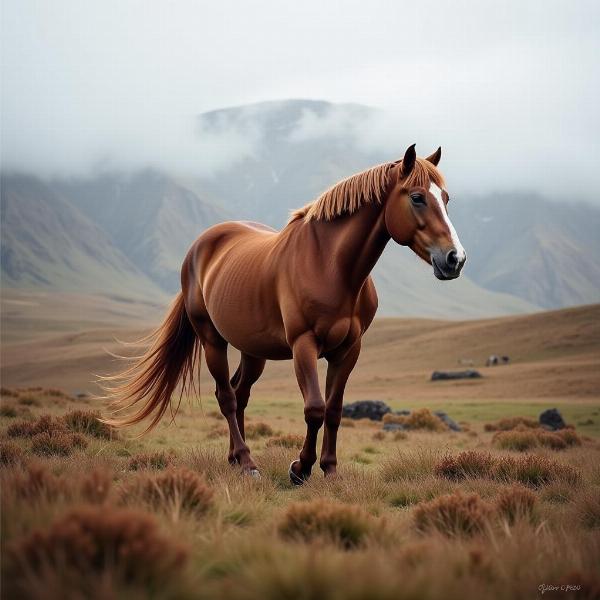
2, 0, 599, 198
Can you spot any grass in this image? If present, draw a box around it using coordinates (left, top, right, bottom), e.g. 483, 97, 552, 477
1, 386, 600, 599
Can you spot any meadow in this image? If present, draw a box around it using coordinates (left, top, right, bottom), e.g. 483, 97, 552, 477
1, 384, 599, 600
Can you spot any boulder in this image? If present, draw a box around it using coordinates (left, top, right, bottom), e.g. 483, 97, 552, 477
539, 408, 566, 431
431, 370, 482, 381
433, 410, 462, 432
342, 400, 391, 421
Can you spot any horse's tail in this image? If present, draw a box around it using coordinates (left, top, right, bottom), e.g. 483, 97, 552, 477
100, 292, 200, 432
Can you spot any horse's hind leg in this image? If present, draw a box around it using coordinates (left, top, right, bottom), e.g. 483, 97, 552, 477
227, 353, 266, 465
200, 330, 258, 474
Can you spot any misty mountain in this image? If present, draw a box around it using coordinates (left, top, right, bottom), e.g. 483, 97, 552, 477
55, 170, 227, 291
0, 174, 166, 302
451, 194, 600, 309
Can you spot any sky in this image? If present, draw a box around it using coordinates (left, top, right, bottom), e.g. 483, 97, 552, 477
2, 0, 599, 198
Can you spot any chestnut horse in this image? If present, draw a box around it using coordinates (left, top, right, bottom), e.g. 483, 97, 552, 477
105, 145, 466, 483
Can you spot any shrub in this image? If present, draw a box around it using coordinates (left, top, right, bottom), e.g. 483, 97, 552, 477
62, 409, 117, 440
495, 484, 537, 523
17, 395, 41, 407
383, 409, 447, 432
556, 429, 582, 447
492, 455, 580, 487
7, 415, 66, 438
493, 430, 539, 452
278, 499, 375, 549
7, 463, 63, 501
31, 432, 88, 457
7, 506, 188, 585
484, 417, 539, 432
340, 418, 356, 428
372, 431, 386, 441
0, 387, 18, 398
80, 468, 113, 504
135, 468, 213, 515
127, 450, 176, 470
206, 424, 228, 439
265, 434, 304, 449
245, 422, 275, 439
0, 404, 18, 418
573, 492, 600, 529
0, 441, 24, 466
435, 451, 495, 480
538, 432, 568, 450
413, 492, 492, 537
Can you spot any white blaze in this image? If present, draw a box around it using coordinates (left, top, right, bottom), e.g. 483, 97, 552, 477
429, 183, 466, 261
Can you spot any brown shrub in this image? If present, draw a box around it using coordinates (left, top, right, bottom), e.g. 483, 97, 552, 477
484, 417, 540, 432
573, 491, 600, 529
134, 468, 213, 515
538, 432, 568, 450
278, 499, 375, 549
493, 430, 539, 451
372, 431, 386, 441
31, 431, 88, 457
1, 387, 19, 398
7, 463, 64, 501
265, 434, 304, 449
245, 422, 275, 439
127, 450, 176, 470
206, 424, 228, 439
17, 395, 41, 407
495, 484, 537, 523
383, 409, 446, 431
62, 409, 117, 440
0, 403, 18, 418
0, 441, 24, 466
7, 415, 66, 438
80, 468, 113, 504
382, 413, 405, 425
340, 418, 356, 428
435, 451, 496, 480
8, 506, 188, 584
557, 429, 582, 447
492, 454, 580, 487
414, 492, 492, 537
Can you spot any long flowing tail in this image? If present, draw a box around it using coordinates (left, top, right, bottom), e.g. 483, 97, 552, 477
100, 292, 201, 432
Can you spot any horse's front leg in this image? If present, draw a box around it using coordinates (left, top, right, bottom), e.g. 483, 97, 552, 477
289, 332, 325, 485
320, 341, 361, 476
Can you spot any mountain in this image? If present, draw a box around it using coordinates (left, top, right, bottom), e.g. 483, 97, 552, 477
0, 174, 166, 302
451, 194, 600, 308
55, 170, 227, 291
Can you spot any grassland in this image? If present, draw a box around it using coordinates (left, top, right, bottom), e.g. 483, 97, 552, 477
1, 294, 599, 599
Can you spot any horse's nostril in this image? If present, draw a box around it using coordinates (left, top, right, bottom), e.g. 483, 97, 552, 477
446, 249, 459, 270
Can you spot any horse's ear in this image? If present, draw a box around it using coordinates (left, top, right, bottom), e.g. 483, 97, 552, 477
401, 144, 417, 177
426, 146, 442, 166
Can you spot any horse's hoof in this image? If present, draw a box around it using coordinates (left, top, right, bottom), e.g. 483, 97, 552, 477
289, 459, 308, 486
247, 468, 261, 479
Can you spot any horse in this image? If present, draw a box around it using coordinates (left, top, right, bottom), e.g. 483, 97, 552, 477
104, 144, 466, 484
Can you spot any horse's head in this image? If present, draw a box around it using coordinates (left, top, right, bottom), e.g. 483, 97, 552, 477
384, 145, 466, 280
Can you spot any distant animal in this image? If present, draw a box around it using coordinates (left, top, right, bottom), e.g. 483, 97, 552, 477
486, 355, 510, 366
103, 145, 467, 484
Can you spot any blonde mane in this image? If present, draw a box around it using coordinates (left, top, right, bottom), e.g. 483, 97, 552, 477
290, 158, 445, 223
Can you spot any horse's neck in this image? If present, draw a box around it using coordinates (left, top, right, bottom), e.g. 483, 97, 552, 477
311, 203, 390, 292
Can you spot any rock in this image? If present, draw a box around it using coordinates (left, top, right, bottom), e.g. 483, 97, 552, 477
342, 400, 391, 421
430, 370, 482, 381
394, 409, 411, 416
433, 410, 461, 432
539, 408, 566, 431
383, 423, 406, 432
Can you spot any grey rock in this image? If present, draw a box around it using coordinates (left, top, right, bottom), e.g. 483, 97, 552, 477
383, 423, 406, 432
433, 410, 462, 432
539, 408, 566, 431
431, 370, 482, 381
342, 400, 391, 421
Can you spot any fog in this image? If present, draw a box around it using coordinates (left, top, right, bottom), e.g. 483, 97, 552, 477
2, 0, 599, 198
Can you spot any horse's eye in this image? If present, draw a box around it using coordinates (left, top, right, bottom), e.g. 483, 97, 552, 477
410, 194, 426, 207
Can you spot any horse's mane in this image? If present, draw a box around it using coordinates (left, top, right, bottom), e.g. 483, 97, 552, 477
289, 158, 445, 223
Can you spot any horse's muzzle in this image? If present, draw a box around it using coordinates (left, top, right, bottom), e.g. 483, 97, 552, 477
431, 247, 466, 280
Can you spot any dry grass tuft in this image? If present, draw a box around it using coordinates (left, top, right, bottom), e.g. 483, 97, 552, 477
206, 424, 228, 439
265, 434, 304, 449
495, 484, 537, 523
7, 414, 66, 438
340, 418, 356, 428
0, 441, 24, 466
383, 408, 447, 432
132, 467, 213, 515
484, 417, 540, 432
4, 462, 64, 501
31, 431, 88, 457
63, 409, 117, 439
245, 422, 275, 439
493, 429, 582, 452
7, 506, 188, 587
0, 403, 18, 418
492, 454, 580, 487
127, 450, 176, 471
278, 499, 376, 549
80, 468, 113, 504
414, 492, 492, 537
572, 491, 600, 529
435, 451, 495, 480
